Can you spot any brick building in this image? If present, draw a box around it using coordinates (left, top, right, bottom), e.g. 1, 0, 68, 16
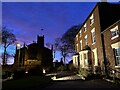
14, 35, 53, 73
102, 20, 120, 78
72, 2, 120, 77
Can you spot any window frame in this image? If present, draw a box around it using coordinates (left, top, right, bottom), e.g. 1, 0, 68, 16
90, 14, 94, 26
80, 40, 82, 50
84, 23, 87, 32
79, 30, 82, 37
91, 28, 96, 44
114, 48, 120, 66
85, 35, 88, 46
110, 25, 119, 40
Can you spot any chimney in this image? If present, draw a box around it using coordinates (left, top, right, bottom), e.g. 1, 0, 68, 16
101, 0, 107, 2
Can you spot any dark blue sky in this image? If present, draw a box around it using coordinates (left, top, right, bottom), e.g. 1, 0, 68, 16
2, 2, 96, 64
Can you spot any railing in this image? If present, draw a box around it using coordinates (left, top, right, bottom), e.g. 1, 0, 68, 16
106, 67, 120, 80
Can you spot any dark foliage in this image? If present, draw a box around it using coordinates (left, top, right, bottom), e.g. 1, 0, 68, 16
13, 70, 26, 79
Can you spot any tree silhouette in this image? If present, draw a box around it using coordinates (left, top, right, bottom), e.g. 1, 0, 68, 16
61, 25, 81, 53
2, 26, 17, 65
54, 24, 81, 65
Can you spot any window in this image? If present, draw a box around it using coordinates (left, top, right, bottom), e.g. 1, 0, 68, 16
90, 14, 94, 25
114, 48, 120, 66
110, 26, 119, 40
84, 53, 87, 59
79, 30, 82, 37
84, 53, 87, 66
85, 35, 88, 46
76, 43, 78, 52
91, 28, 96, 44
76, 35, 78, 41
84, 23, 87, 32
80, 40, 82, 50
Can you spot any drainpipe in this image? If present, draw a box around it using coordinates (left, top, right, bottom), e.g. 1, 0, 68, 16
101, 32, 108, 78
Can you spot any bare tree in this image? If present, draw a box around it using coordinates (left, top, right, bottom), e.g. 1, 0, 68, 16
54, 25, 81, 65
2, 26, 17, 65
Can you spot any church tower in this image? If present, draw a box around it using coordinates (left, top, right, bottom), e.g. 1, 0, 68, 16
37, 35, 44, 47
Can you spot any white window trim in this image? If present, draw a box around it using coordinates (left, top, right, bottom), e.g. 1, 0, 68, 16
92, 48, 98, 66
111, 41, 120, 48
91, 28, 96, 44
73, 55, 79, 67
92, 42, 96, 45
84, 23, 86, 27
110, 25, 119, 40
84, 23, 87, 32
110, 25, 118, 32
85, 35, 88, 45
90, 14, 94, 19
111, 35, 119, 40
76, 34, 78, 41
90, 14, 94, 26
115, 66, 120, 68
85, 35, 87, 39
91, 27, 95, 33
80, 40, 82, 50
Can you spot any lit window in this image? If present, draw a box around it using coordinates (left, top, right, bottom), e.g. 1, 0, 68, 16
80, 40, 82, 50
84, 23, 87, 32
110, 26, 119, 40
79, 30, 82, 37
85, 35, 88, 46
91, 28, 96, 44
90, 14, 94, 26
114, 48, 120, 66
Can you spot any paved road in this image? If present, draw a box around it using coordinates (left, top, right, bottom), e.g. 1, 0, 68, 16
42, 79, 120, 89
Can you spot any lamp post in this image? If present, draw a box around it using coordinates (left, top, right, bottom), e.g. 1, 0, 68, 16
16, 43, 21, 67
112, 70, 115, 82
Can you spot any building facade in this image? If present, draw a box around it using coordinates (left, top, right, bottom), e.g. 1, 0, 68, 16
72, 2, 120, 78
14, 35, 53, 73
103, 20, 120, 78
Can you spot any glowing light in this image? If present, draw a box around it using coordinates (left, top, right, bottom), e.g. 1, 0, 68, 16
43, 69, 46, 74
16, 43, 21, 47
25, 71, 28, 73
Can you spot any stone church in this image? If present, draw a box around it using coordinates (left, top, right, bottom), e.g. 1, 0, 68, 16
14, 35, 53, 73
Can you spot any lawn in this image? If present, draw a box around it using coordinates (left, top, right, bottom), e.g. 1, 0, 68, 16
2, 75, 52, 90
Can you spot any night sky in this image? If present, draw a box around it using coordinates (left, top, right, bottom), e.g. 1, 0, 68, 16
2, 2, 97, 64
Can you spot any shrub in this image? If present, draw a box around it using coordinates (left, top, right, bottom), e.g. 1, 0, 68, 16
78, 67, 93, 79
2, 71, 12, 79
57, 65, 65, 71
13, 70, 26, 79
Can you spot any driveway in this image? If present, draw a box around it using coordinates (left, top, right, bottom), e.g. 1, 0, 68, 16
43, 71, 120, 89
42, 79, 120, 89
